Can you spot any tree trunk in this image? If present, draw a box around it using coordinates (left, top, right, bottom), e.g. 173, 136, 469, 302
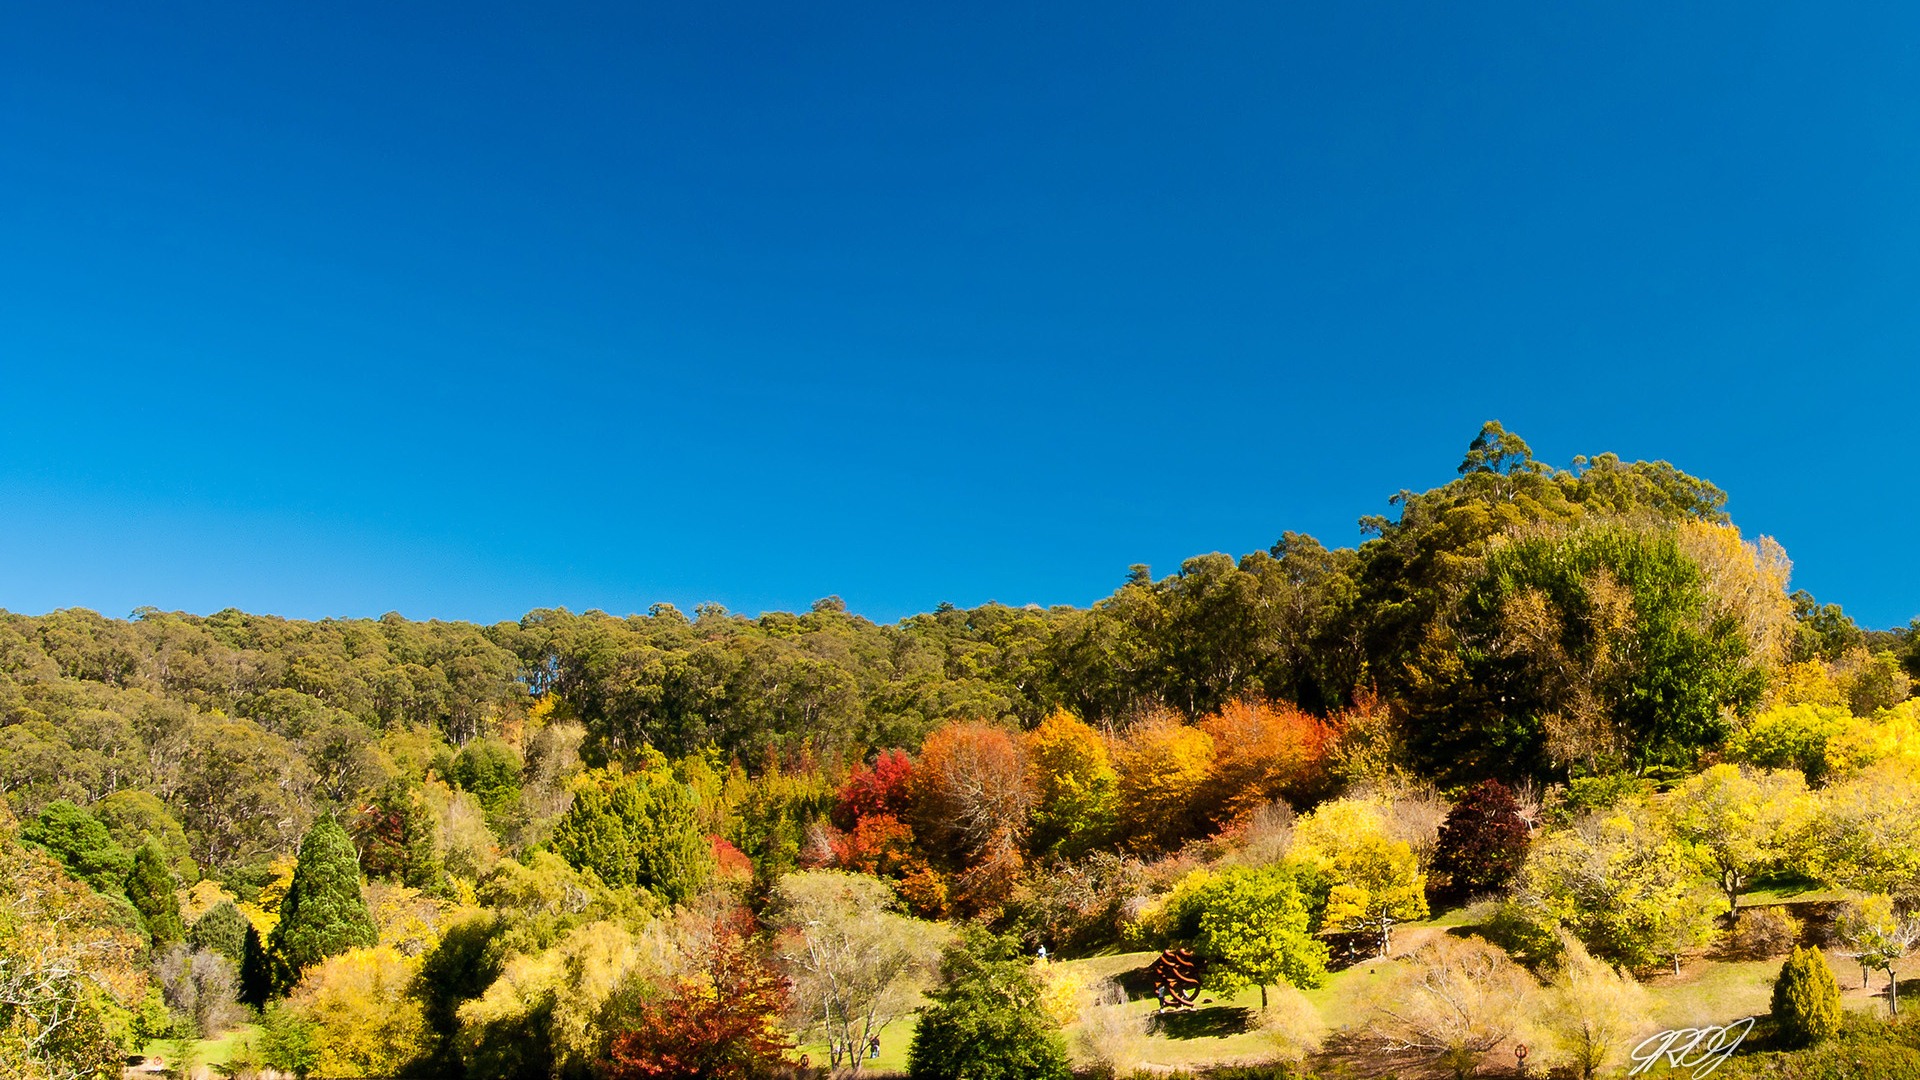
1260, 983, 1268, 1009
1891, 967, 1900, 1016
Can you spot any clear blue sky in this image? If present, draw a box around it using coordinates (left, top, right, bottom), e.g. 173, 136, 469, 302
4, 2, 1917, 628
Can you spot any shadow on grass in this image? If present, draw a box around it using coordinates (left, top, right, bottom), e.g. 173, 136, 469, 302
1151, 1005, 1253, 1039
1113, 963, 1159, 1001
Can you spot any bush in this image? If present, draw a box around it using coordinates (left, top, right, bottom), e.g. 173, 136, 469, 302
1771, 945, 1842, 1047
1723, 907, 1803, 961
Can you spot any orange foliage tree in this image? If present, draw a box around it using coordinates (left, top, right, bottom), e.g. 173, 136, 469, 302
1197, 698, 1340, 826
911, 722, 1035, 913
602, 911, 792, 1080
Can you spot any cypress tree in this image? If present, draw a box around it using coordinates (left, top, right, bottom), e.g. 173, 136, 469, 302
239, 923, 273, 1008
189, 900, 251, 967
1771, 944, 1841, 1047
267, 816, 377, 994
125, 838, 185, 948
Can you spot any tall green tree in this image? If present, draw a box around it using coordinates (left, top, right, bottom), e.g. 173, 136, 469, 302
21, 799, 131, 895
126, 838, 185, 948
906, 932, 1071, 1080
267, 816, 377, 994
1416, 521, 1766, 782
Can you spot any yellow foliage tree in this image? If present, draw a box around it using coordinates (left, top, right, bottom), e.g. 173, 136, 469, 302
1025, 710, 1119, 857
1114, 713, 1215, 853
284, 946, 428, 1078
1664, 764, 1810, 917
237, 854, 298, 936
1295, 799, 1429, 956
456, 920, 654, 1075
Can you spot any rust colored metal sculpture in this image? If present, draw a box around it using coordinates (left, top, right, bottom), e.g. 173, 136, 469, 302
1149, 947, 1202, 1010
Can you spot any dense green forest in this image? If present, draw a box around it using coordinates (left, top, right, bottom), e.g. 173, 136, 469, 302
11, 422, 1920, 1080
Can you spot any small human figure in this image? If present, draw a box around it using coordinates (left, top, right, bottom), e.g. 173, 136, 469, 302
868, 1035, 880, 1060
1037, 943, 1048, 962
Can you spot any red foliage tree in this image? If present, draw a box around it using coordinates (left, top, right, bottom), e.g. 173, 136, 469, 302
833, 814, 925, 880
602, 915, 792, 1080
1430, 779, 1531, 902
833, 749, 915, 829
709, 835, 755, 883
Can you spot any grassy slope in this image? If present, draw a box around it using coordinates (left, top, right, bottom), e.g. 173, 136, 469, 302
137, 1023, 257, 1071
151, 906, 1913, 1078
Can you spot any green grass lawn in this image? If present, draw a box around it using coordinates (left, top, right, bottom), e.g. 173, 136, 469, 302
137, 1023, 257, 1072
795, 1014, 916, 1076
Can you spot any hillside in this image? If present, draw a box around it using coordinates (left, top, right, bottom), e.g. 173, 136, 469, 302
9, 423, 1920, 1080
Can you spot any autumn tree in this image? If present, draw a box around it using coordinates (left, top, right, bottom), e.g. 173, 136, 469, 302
1807, 764, 1920, 897
1724, 703, 1851, 783
1665, 764, 1809, 917
1196, 698, 1338, 825
1024, 710, 1118, 858
1431, 779, 1530, 902
1295, 799, 1428, 956
282, 946, 429, 1076
911, 723, 1034, 911
834, 749, 914, 828
350, 778, 442, 890
769, 871, 946, 1076
455, 920, 651, 1078
268, 816, 378, 994
1516, 805, 1721, 973
1113, 713, 1216, 853
603, 911, 792, 1080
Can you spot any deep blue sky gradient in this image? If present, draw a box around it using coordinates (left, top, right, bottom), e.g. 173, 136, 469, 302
4, 2, 1919, 627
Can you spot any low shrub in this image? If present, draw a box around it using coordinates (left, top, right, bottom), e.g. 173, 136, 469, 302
1722, 906, 1803, 960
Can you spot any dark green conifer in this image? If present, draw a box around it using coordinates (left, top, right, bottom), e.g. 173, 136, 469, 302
189, 900, 251, 967
239, 923, 273, 1008
125, 838, 185, 948
267, 816, 377, 993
